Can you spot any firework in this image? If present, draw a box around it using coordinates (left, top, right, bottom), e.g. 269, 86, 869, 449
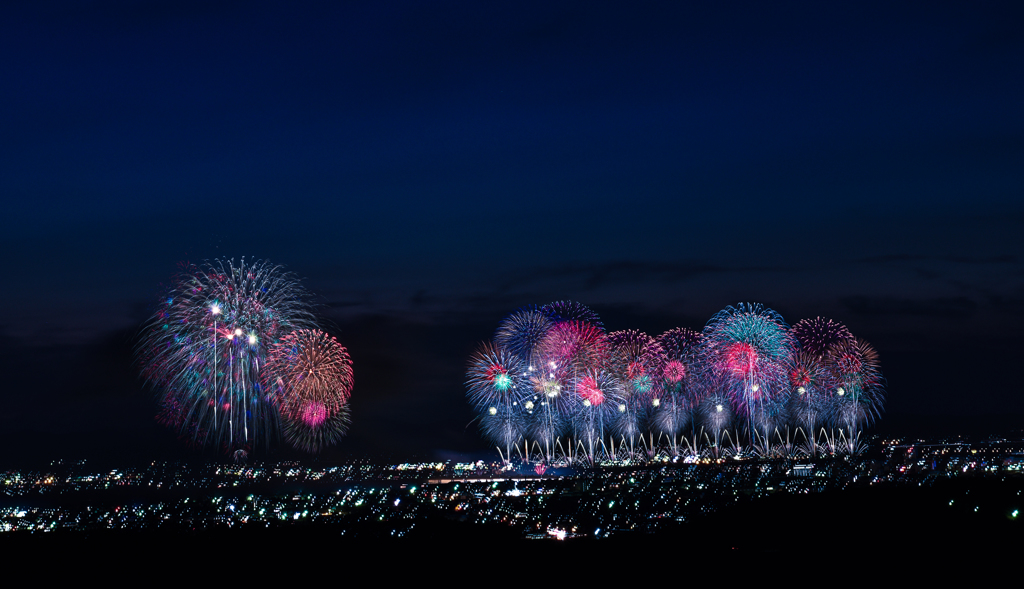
537, 321, 609, 372
656, 327, 704, 404
524, 392, 568, 459
282, 404, 351, 455
658, 327, 703, 362
466, 343, 530, 411
467, 300, 885, 461
465, 342, 532, 460
698, 392, 735, 456
608, 330, 666, 403
702, 304, 793, 416
534, 321, 609, 412
825, 339, 885, 435
651, 395, 689, 453
655, 328, 704, 453
702, 303, 794, 453
140, 258, 317, 452
540, 301, 604, 329
571, 368, 623, 462
791, 317, 855, 357
787, 350, 829, 453
494, 307, 551, 365
479, 404, 526, 459
266, 329, 354, 453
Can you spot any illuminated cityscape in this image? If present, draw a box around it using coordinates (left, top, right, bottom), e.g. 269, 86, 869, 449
4, 436, 1023, 549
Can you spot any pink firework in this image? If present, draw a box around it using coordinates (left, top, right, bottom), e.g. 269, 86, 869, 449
536, 321, 609, 376
266, 329, 354, 453
301, 401, 328, 428
663, 360, 687, 383
577, 374, 605, 406
702, 303, 794, 420
724, 341, 757, 378
790, 363, 813, 388
608, 329, 666, 401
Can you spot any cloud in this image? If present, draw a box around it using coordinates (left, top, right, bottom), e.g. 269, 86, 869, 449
840, 296, 978, 318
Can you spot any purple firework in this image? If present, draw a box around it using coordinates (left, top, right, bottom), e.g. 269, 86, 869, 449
494, 307, 551, 365
540, 301, 604, 329
791, 317, 855, 357
825, 339, 885, 435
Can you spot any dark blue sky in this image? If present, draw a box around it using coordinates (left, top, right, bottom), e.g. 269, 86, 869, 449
2, 1, 1022, 462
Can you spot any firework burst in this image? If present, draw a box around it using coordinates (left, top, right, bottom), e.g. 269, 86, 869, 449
494, 307, 552, 365
466, 343, 530, 411
654, 328, 704, 453
140, 258, 316, 452
534, 321, 609, 411
792, 317, 855, 357
787, 350, 829, 453
825, 339, 885, 435
608, 330, 666, 404
266, 329, 354, 453
571, 368, 623, 462
466, 300, 885, 461
540, 301, 604, 329
465, 342, 533, 460
703, 303, 794, 450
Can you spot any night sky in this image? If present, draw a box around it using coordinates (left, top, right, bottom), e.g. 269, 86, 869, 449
2, 1, 1022, 465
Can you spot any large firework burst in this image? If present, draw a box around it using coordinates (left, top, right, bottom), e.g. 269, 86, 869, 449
534, 321, 609, 411
140, 258, 317, 452
703, 303, 795, 449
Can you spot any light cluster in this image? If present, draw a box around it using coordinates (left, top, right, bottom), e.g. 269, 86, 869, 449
467, 301, 884, 463
139, 258, 353, 455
